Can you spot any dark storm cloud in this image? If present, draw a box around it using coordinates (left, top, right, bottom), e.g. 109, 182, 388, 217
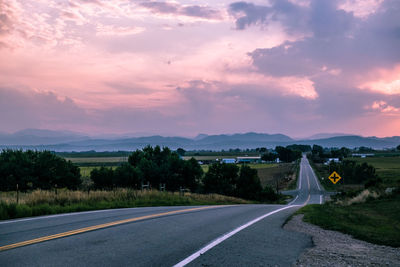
232, 0, 400, 77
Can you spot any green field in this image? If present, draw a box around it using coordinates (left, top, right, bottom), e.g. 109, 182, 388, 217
298, 194, 400, 247
302, 155, 400, 247
350, 157, 400, 187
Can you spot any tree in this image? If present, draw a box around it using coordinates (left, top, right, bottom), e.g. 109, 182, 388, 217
203, 163, 239, 196
312, 145, 324, 155
397, 145, 400, 151
90, 167, 115, 189
176, 148, 186, 157
182, 158, 203, 192
261, 152, 278, 162
127, 146, 202, 191
286, 144, 311, 152
236, 165, 262, 200
275, 146, 301, 163
114, 163, 142, 188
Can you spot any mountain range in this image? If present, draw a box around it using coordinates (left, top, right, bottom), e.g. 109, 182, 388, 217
0, 129, 399, 151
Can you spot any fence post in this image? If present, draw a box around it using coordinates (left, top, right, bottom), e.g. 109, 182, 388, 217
141, 181, 150, 191
179, 186, 187, 196
159, 183, 166, 192
16, 183, 19, 204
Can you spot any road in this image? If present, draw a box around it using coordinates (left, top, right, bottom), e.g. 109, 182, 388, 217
0, 156, 324, 266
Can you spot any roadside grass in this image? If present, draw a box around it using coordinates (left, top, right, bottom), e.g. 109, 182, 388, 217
297, 193, 400, 247
0, 189, 253, 220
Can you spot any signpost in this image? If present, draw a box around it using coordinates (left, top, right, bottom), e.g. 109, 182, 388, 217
328, 171, 342, 184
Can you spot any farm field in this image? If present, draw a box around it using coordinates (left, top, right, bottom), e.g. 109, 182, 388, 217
199, 163, 278, 179
182, 155, 236, 161
65, 157, 128, 163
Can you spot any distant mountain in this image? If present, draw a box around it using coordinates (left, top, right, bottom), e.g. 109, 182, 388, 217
0, 129, 89, 145
305, 133, 356, 140
0, 129, 399, 151
194, 134, 208, 140
299, 135, 400, 149
193, 133, 293, 150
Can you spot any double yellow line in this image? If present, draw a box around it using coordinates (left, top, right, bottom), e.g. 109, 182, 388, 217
0, 206, 220, 252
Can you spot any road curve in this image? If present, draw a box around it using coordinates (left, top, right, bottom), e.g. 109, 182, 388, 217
0, 155, 323, 266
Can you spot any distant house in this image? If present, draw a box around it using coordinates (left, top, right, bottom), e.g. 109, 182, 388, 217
236, 156, 262, 164
325, 158, 340, 165
221, 158, 236, 164
351, 153, 374, 158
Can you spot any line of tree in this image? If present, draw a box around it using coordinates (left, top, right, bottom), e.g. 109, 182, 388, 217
327, 160, 381, 188
0, 147, 280, 202
91, 146, 203, 192
310, 145, 350, 163
261, 145, 303, 163
0, 150, 81, 191
90, 146, 279, 201
203, 163, 279, 201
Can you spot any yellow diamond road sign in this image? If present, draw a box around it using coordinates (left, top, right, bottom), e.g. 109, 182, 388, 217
329, 171, 342, 184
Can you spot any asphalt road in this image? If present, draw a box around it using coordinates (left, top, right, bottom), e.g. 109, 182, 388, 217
0, 156, 324, 266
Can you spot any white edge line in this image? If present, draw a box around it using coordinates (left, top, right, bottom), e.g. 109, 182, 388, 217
298, 162, 302, 190
309, 164, 321, 191
173, 205, 297, 267
288, 195, 299, 205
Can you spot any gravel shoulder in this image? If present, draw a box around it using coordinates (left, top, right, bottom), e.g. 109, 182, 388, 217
284, 214, 400, 266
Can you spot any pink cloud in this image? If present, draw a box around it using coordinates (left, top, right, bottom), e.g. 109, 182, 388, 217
360, 65, 400, 95
0, 0, 399, 138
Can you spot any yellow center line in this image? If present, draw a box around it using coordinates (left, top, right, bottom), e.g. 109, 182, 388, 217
0, 205, 224, 252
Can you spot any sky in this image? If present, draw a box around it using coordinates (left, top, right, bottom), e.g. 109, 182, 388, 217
0, 0, 399, 138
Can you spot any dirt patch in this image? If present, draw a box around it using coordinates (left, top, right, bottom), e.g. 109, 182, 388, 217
284, 214, 400, 266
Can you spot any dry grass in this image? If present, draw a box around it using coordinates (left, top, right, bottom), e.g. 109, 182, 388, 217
0, 189, 252, 206
336, 189, 380, 206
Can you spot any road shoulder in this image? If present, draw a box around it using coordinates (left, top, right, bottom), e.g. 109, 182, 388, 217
284, 214, 400, 266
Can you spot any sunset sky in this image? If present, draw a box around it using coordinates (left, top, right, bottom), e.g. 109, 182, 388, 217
0, 0, 399, 137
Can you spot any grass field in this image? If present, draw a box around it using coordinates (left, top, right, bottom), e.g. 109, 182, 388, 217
350, 157, 400, 187
0, 189, 253, 220
298, 194, 400, 247
311, 156, 400, 191
302, 155, 400, 247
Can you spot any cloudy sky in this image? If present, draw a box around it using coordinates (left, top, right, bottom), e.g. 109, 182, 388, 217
0, 0, 399, 137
